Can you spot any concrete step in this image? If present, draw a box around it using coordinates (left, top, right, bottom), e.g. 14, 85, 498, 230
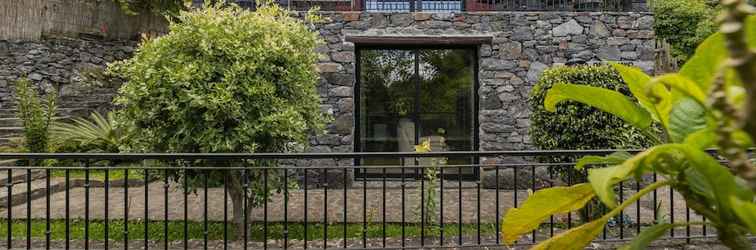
0, 127, 23, 134
0, 176, 148, 209
0, 137, 22, 146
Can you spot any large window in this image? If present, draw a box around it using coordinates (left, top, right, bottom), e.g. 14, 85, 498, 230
355, 47, 478, 179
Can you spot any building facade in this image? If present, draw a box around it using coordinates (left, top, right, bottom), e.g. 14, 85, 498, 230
0, 0, 655, 183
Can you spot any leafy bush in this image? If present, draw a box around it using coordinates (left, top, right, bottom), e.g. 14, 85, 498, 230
108, 2, 326, 237
51, 112, 127, 153
14, 78, 56, 153
651, 0, 717, 64
528, 65, 651, 155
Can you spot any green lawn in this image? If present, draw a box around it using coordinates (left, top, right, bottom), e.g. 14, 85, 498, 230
0, 219, 499, 241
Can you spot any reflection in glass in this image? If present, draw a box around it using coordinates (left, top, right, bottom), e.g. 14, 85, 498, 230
358, 48, 475, 178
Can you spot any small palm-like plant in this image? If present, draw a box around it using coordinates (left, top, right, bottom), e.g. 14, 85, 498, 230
51, 112, 127, 153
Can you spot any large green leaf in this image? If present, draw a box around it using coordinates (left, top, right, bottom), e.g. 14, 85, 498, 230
731, 197, 756, 234
679, 15, 756, 92
618, 223, 676, 250
575, 151, 632, 170
610, 63, 663, 120
679, 33, 726, 92
588, 145, 691, 207
544, 83, 653, 130
650, 74, 706, 105
682, 147, 754, 222
501, 183, 596, 245
531, 216, 609, 250
749, 15, 756, 48
667, 98, 709, 143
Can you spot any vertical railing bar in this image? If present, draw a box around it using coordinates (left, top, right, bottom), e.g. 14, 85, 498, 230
304, 169, 308, 249
439, 167, 445, 246
652, 172, 658, 237
105, 167, 110, 250
145, 165, 150, 250
669, 185, 674, 237
635, 180, 641, 235
66, 169, 71, 250
549, 167, 555, 237
401, 163, 406, 248
124, 168, 129, 250
224, 171, 229, 250
495, 165, 500, 245
183, 168, 189, 250
6, 169, 11, 249
284, 168, 289, 250
323, 168, 328, 250
703, 217, 707, 236
264, 168, 269, 250
476, 177, 481, 245
457, 166, 462, 246
164, 168, 169, 250
85, 160, 91, 250
26, 164, 31, 250
530, 165, 535, 243
382, 167, 386, 248
343, 165, 348, 249
619, 181, 624, 239
243, 168, 249, 250
362, 164, 367, 249
566, 169, 572, 229
46, 167, 51, 250
204, 171, 208, 250
421, 166, 425, 247
686, 205, 691, 244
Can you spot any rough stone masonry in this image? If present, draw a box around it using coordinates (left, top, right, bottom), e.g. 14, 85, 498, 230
0, 11, 655, 186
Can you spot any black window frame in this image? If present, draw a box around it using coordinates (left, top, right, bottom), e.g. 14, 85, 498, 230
353, 44, 481, 181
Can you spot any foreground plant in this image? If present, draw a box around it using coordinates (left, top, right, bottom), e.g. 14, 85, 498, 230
502, 3, 756, 249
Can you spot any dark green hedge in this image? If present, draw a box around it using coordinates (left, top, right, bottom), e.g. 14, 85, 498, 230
528, 65, 651, 156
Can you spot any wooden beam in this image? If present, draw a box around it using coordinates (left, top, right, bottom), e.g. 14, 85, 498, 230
346, 35, 493, 46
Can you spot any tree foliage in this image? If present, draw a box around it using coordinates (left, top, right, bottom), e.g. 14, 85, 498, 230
651, 0, 717, 64
503, 10, 756, 249
108, 3, 326, 237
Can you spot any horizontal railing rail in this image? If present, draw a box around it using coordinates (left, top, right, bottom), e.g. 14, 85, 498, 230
0, 150, 743, 249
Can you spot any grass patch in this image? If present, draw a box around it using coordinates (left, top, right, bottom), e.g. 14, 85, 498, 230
0, 219, 499, 241
48, 169, 145, 181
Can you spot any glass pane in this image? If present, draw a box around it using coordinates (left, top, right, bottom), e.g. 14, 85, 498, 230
358, 48, 476, 178
359, 49, 416, 169
418, 49, 475, 175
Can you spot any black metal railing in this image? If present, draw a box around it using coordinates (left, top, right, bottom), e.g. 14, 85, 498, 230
0, 150, 726, 249
244, 0, 644, 12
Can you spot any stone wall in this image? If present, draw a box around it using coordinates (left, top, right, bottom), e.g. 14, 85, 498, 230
309, 11, 655, 156
0, 38, 135, 119
0, 11, 655, 185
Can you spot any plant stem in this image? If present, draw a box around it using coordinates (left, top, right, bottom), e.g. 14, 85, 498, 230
717, 0, 756, 190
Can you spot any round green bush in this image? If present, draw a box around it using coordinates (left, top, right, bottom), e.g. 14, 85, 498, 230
110, 4, 326, 154
528, 65, 651, 154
